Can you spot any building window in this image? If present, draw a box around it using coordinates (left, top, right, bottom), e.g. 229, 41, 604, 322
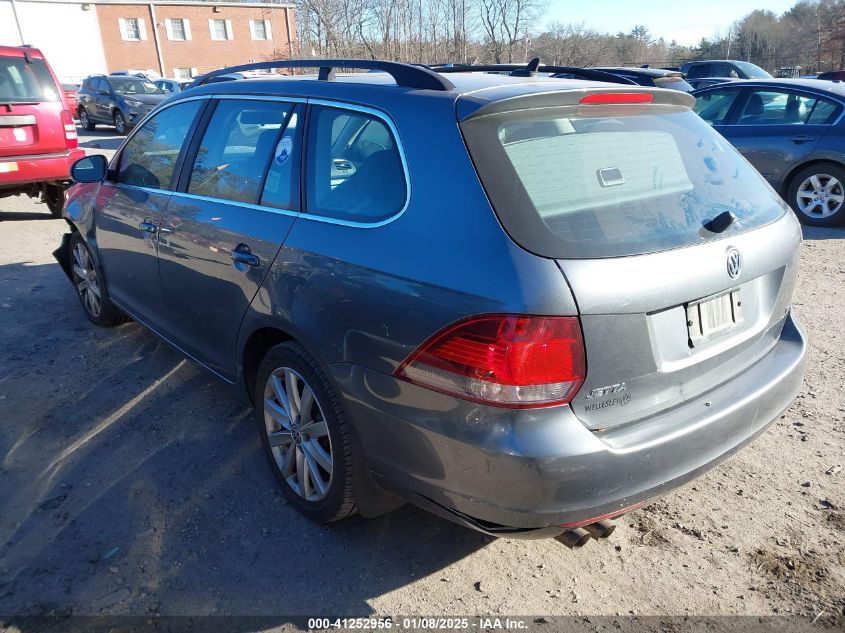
250, 19, 272, 41
118, 17, 147, 41
209, 18, 232, 41
173, 67, 192, 80
165, 18, 191, 41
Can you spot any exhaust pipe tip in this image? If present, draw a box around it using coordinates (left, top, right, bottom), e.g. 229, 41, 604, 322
583, 519, 616, 539
555, 527, 591, 549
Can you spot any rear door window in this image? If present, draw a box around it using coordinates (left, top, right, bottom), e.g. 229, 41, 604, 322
461, 104, 786, 258
304, 105, 407, 224
0, 55, 60, 102
187, 99, 294, 204
735, 89, 841, 125
806, 98, 841, 124
116, 100, 202, 189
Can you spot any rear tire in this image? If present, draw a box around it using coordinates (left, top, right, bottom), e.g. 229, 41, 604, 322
113, 111, 127, 135
69, 232, 129, 327
79, 107, 95, 132
786, 162, 845, 226
44, 185, 66, 218
254, 342, 357, 523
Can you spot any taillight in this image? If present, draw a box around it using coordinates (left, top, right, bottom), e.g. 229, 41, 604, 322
395, 314, 585, 408
579, 93, 654, 105
61, 110, 78, 149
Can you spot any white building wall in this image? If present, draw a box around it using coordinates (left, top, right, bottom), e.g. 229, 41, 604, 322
0, 0, 108, 83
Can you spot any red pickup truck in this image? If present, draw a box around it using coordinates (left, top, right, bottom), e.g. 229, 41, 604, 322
1, 45, 85, 217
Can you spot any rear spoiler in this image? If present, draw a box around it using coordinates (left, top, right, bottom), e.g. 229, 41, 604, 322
458, 86, 695, 121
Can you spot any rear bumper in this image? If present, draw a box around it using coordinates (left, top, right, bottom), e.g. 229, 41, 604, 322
0, 149, 85, 188
330, 312, 806, 536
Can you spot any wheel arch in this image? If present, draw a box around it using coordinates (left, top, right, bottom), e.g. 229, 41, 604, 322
240, 326, 295, 405
780, 158, 845, 197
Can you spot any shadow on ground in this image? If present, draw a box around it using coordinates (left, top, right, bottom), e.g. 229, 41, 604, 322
801, 224, 845, 241
0, 261, 490, 622
77, 129, 123, 151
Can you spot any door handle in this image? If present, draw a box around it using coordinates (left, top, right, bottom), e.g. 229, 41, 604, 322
230, 245, 259, 267
789, 135, 816, 143
138, 220, 157, 234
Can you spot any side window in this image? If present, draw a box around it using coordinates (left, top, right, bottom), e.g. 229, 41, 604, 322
736, 90, 829, 125
96, 78, 110, 93
305, 105, 407, 223
686, 64, 709, 79
693, 89, 741, 125
116, 100, 202, 189
712, 63, 739, 79
806, 98, 841, 125
187, 99, 293, 204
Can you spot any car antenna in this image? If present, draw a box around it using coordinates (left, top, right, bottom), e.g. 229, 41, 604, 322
509, 58, 541, 78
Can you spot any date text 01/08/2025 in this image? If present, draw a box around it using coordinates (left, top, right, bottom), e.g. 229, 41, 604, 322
307, 617, 531, 630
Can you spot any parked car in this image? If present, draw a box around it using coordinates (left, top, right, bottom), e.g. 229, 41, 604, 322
682, 59, 772, 80
817, 70, 845, 81
0, 45, 84, 217
56, 59, 806, 542
154, 78, 193, 94
693, 78, 845, 226
62, 82, 80, 115
686, 77, 743, 90
111, 69, 160, 81
682, 60, 771, 90
592, 66, 694, 92
77, 75, 167, 134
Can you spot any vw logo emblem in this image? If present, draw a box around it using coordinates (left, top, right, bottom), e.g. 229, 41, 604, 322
726, 247, 742, 279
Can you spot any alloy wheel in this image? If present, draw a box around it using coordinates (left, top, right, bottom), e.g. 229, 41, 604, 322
114, 113, 125, 134
72, 243, 101, 318
263, 367, 333, 502
79, 109, 89, 128
796, 173, 844, 219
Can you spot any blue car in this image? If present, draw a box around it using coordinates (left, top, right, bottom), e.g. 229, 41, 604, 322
694, 78, 845, 226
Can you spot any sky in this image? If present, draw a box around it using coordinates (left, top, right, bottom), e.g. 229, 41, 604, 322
543, 0, 798, 46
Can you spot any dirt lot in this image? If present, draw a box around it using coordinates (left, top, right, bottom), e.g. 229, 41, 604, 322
0, 131, 844, 625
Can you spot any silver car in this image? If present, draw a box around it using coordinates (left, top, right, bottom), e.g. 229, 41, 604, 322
58, 59, 807, 543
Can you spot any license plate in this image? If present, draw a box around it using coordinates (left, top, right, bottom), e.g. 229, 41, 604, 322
686, 289, 741, 345
0, 162, 19, 173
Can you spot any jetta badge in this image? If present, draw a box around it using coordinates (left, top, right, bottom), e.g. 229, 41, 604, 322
726, 247, 742, 279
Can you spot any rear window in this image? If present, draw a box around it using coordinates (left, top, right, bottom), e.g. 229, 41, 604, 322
461, 104, 786, 258
0, 56, 60, 103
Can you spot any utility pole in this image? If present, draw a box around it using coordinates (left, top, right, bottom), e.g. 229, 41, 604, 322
10, 0, 25, 45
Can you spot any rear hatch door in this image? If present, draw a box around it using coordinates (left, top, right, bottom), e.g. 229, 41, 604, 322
460, 86, 801, 430
0, 51, 67, 158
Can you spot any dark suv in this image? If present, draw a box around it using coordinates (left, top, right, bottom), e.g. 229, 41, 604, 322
77, 75, 167, 134
681, 60, 771, 90
57, 59, 806, 543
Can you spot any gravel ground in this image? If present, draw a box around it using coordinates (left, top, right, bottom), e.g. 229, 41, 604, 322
0, 131, 843, 625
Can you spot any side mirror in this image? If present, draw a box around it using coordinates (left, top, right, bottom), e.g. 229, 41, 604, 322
71, 154, 108, 183
99, 89, 110, 96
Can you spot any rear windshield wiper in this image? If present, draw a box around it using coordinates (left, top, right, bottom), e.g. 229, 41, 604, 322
703, 211, 736, 233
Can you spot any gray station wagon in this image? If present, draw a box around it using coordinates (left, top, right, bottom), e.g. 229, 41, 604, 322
56, 59, 807, 545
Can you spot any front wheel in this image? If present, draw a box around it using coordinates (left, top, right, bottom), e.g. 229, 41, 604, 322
79, 107, 95, 131
69, 232, 129, 327
113, 111, 127, 135
787, 162, 845, 226
255, 342, 357, 523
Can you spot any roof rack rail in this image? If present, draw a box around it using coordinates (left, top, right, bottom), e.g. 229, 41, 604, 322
429, 59, 637, 85
189, 58, 455, 91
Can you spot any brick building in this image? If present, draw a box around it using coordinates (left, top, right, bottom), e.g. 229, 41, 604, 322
0, 0, 295, 82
